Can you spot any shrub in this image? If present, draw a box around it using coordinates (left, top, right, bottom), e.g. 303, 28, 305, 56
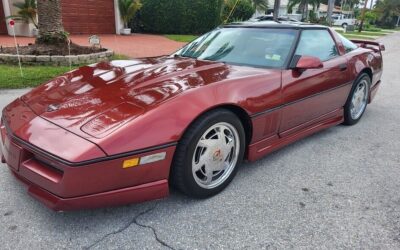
135, 0, 224, 34
222, 0, 255, 23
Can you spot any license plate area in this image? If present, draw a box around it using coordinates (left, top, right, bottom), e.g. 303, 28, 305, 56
2, 136, 22, 171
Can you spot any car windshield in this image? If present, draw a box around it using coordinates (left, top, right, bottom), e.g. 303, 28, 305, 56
175, 27, 298, 68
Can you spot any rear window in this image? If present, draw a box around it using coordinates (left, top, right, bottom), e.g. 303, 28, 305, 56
337, 33, 358, 53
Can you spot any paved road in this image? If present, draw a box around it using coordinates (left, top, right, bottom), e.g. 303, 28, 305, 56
1, 32, 399, 250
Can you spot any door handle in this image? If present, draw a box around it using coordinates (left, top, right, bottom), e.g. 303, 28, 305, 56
339, 63, 348, 71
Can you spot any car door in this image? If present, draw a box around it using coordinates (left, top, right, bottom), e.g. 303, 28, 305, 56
279, 29, 352, 137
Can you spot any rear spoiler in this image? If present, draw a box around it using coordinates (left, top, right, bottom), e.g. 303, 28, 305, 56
351, 40, 385, 52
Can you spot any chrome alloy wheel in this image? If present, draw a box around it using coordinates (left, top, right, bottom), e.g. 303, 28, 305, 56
192, 122, 240, 189
350, 79, 369, 120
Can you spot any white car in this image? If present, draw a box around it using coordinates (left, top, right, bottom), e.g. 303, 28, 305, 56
332, 14, 356, 28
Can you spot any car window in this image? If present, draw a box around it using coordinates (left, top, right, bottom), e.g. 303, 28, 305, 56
337, 33, 358, 53
295, 29, 339, 61
175, 28, 298, 68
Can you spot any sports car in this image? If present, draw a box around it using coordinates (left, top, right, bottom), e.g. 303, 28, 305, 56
0, 22, 384, 211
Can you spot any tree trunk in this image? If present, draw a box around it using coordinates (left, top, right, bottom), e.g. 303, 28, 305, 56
358, 0, 369, 32
36, 0, 68, 44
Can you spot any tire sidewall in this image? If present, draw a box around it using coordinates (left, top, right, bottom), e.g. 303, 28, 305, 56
179, 110, 246, 198
344, 73, 371, 125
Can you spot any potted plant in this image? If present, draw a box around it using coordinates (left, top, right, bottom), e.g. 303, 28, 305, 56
7, 0, 39, 36
118, 0, 142, 35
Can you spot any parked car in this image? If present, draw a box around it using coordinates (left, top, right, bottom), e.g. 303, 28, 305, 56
249, 15, 301, 23
332, 14, 357, 28
1, 22, 384, 211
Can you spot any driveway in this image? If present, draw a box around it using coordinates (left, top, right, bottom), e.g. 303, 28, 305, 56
0, 34, 185, 58
0, 32, 400, 249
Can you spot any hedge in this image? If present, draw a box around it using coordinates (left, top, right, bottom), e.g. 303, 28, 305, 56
222, 0, 255, 23
133, 0, 224, 34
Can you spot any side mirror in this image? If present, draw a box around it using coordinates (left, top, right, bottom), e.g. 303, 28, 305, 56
293, 55, 323, 70
379, 43, 385, 51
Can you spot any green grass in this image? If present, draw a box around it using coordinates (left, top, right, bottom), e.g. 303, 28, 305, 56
164, 34, 199, 43
111, 54, 131, 60
0, 65, 76, 89
341, 34, 375, 40
336, 30, 388, 37
0, 54, 130, 89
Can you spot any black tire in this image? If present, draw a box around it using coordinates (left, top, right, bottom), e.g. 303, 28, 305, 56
343, 73, 371, 125
342, 23, 348, 28
170, 109, 246, 198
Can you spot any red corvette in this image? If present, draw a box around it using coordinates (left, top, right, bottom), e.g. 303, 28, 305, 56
1, 22, 384, 211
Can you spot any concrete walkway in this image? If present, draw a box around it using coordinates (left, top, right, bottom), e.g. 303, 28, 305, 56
0, 34, 186, 58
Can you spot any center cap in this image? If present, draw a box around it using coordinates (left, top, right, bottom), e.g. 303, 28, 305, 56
213, 149, 223, 162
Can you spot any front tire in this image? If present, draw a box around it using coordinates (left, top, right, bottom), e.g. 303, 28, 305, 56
170, 109, 245, 198
343, 73, 371, 125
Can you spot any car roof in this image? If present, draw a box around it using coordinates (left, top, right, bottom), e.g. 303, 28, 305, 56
223, 21, 329, 30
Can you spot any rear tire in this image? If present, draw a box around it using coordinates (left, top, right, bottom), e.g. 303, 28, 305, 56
170, 109, 245, 198
343, 73, 371, 125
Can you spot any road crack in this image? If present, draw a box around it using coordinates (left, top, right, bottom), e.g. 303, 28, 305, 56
85, 203, 174, 250
133, 211, 176, 250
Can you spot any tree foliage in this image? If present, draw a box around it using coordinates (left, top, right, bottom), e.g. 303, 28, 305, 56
251, 0, 268, 11
374, 0, 400, 28
118, 0, 142, 28
222, 0, 256, 23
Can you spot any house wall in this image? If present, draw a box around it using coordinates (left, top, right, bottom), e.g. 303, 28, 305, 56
2, 0, 122, 36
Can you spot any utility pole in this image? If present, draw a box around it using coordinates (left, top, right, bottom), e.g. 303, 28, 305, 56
358, 0, 369, 32
273, 0, 281, 20
327, 0, 334, 26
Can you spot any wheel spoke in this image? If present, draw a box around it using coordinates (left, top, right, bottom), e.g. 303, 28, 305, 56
193, 154, 206, 172
204, 166, 214, 184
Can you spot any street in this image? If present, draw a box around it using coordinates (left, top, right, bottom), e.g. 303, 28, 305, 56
0, 32, 399, 249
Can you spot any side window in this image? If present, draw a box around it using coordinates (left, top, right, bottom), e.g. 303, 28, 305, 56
337, 33, 358, 53
295, 30, 339, 61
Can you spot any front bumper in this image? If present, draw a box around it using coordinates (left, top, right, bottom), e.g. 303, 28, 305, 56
1, 108, 175, 211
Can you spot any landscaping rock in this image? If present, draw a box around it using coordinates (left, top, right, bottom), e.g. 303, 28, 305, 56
21, 55, 36, 63
36, 55, 50, 62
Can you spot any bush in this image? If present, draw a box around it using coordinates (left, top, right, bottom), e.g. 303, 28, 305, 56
134, 0, 224, 34
222, 0, 255, 23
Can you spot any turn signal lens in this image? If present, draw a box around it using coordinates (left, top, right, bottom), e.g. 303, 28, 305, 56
123, 158, 139, 168
122, 152, 167, 169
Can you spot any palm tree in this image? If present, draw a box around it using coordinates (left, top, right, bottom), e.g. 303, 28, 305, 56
288, 0, 321, 20
251, 0, 268, 11
36, 0, 68, 44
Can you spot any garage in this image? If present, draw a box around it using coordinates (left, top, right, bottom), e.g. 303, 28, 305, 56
0, 3, 7, 34
61, 0, 116, 34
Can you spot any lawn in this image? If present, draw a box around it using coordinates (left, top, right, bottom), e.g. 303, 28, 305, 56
0, 54, 130, 89
341, 34, 375, 40
0, 65, 76, 89
164, 34, 199, 43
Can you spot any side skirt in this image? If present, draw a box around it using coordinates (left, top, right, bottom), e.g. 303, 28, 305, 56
247, 108, 344, 162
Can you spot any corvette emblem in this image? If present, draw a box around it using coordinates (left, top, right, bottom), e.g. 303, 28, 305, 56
213, 149, 223, 162
47, 104, 60, 112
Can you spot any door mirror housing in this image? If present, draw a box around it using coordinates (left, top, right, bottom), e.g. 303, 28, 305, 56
293, 55, 323, 70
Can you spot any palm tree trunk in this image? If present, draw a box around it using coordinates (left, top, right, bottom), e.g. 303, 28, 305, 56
36, 0, 68, 44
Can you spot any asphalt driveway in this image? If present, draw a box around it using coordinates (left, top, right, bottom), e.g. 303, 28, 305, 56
1, 32, 399, 249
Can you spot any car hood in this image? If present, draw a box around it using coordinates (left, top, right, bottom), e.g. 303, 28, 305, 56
21, 57, 274, 139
